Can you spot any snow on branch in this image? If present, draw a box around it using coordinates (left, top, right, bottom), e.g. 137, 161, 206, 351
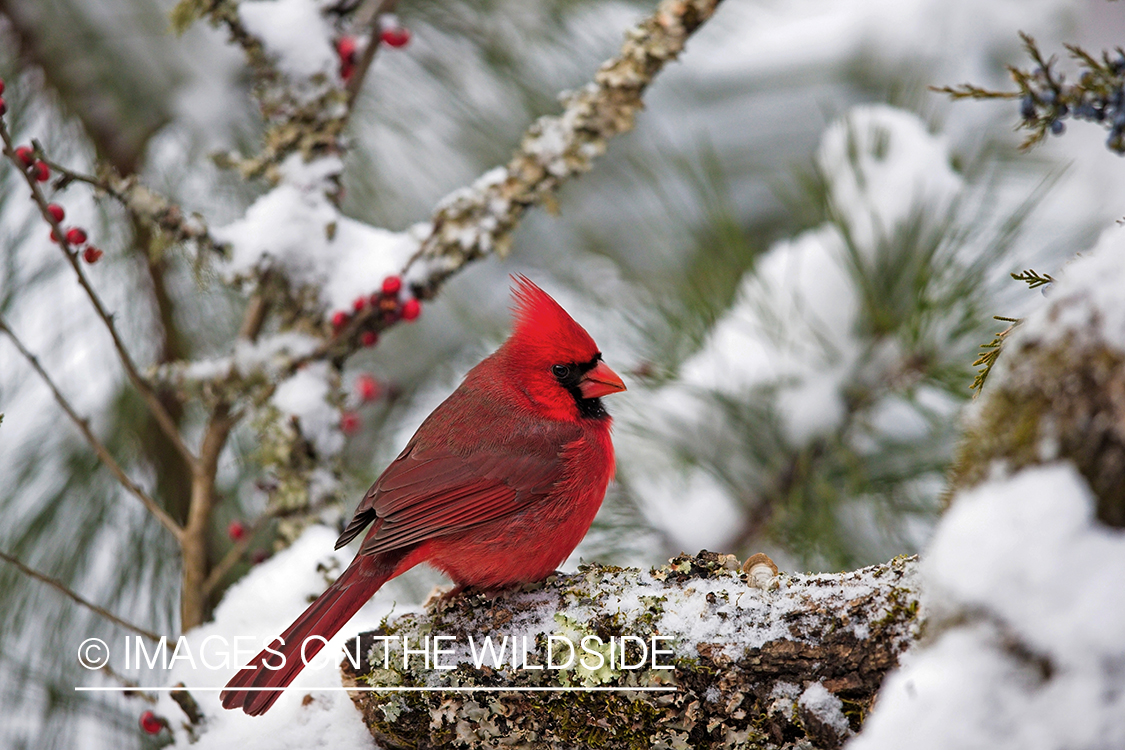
343, 552, 920, 750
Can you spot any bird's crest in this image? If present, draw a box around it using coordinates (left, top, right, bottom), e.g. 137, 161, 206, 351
509, 275, 599, 363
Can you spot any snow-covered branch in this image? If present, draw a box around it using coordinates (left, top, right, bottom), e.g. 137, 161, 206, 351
343, 552, 919, 750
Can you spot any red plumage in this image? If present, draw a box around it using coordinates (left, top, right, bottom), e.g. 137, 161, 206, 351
221, 276, 625, 715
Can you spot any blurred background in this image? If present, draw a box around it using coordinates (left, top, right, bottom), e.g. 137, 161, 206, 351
1, 0, 1123, 746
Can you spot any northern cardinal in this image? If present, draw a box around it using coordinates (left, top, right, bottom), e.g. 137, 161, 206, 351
221, 276, 626, 714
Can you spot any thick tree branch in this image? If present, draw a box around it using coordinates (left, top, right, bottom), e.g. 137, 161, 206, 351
0, 317, 184, 540
0, 548, 164, 643
344, 552, 920, 750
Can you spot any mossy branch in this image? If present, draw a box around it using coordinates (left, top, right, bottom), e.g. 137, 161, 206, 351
343, 552, 920, 750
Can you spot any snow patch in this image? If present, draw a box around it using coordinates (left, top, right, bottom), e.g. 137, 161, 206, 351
849, 464, 1125, 750
239, 0, 337, 81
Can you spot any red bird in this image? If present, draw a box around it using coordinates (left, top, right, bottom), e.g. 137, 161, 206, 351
221, 276, 626, 715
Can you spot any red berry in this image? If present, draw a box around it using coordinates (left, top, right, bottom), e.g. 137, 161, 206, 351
356, 374, 380, 402
331, 310, 349, 330
50, 229, 59, 243
380, 27, 411, 48
228, 520, 246, 541
337, 36, 358, 63
47, 203, 65, 223
139, 711, 163, 735
337, 36, 358, 80
360, 330, 378, 347
0, 79, 5, 95
66, 227, 87, 245
82, 246, 103, 264
32, 161, 49, 182
14, 146, 34, 167
381, 275, 402, 296
353, 296, 367, 312
340, 411, 361, 435
401, 298, 421, 321
0, 98, 7, 117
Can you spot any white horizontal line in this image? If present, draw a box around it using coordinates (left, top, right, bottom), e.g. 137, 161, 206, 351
75, 686, 678, 693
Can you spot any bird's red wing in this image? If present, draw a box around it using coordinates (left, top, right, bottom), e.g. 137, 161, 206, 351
336, 425, 582, 556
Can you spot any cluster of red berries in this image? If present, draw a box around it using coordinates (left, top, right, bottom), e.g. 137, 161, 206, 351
12, 143, 104, 263
227, 520, 270, 563
0, 77, 6, 117
139, 710, 165, 735
335, 16, 411, 81
330, 274, 421, 345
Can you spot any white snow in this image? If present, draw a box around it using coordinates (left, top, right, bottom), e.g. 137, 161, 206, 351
617, 106, 965, 551
800, 682, 851, 736
239, 0, 337, 81
1016, 224, 1125, 353
215, 154, 420, 312
155, 526, 398, 749
849, 464, 1125, 750
272, 362, 345, 458
817, 105, 964, 253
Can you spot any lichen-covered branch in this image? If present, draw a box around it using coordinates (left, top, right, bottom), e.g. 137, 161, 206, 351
343, 552, 920, 750
404, 0, 726, 298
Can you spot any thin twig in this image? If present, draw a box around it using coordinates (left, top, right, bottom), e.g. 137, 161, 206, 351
202, 498, 334, 596
0, 121, 200, 473
344, 0, 399, 107
0, 317, 184, 540
0, 547, 164, 642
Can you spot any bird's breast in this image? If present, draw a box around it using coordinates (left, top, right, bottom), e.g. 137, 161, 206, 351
424, 425, 614, 588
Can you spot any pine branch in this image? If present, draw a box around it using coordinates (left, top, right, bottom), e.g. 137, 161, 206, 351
0, 316, 184, 540
1011, 269, 1055, 288
0, 547, 163, 643
971, 316, 1021, 396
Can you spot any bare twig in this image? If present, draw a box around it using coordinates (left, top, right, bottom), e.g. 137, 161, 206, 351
36, 155, 229, 257
0, 122, 200, 473
0, 317, 184, 540
0, 547, 164, 642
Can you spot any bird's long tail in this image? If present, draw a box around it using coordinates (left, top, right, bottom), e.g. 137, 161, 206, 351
220, 552, 400, 715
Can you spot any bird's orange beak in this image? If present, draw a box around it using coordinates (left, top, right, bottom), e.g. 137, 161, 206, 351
578, 361, 626, 399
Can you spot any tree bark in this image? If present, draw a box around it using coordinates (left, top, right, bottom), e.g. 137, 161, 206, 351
342, 552, 920, 750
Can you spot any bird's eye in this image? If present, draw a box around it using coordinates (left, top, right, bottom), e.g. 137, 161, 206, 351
551, 364, 571, 380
